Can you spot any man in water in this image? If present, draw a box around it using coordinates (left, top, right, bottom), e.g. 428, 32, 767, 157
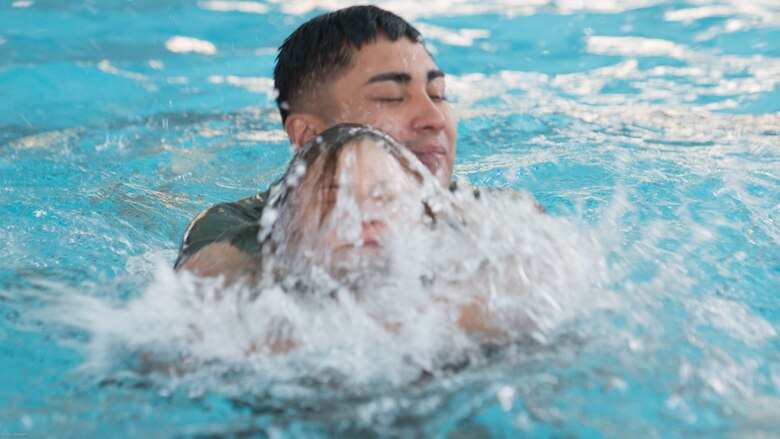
261, 124, 448, 293
176, 6, 457, 279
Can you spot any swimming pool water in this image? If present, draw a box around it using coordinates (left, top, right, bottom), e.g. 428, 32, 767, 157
1, 0, 779, 437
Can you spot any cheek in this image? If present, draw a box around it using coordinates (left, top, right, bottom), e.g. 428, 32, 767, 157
366, 113, 408, 143
443, 107, 458, 138
289, 200, 328, 247
335, 102, 405, 135
333, 99, 369, 123
444, 111, 458, 156
308, 206, 358, 250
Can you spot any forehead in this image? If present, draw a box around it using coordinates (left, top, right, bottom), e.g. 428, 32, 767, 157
335, 142, 405, 177
296, 141, 411, 192
345, 35, 438, 78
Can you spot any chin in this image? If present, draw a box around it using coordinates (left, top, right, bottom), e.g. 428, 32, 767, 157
328, 247, 391, 286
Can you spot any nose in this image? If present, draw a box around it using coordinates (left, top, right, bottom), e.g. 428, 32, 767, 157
360, 219, 386, 243
410, 92, 446, 133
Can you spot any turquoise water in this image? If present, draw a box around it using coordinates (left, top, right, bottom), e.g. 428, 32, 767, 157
2, 1, 779, 437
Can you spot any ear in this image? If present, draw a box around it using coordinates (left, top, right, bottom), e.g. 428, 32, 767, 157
284, 113, 327, 150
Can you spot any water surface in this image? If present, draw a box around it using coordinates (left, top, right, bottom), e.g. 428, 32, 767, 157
1, 0, 779, 437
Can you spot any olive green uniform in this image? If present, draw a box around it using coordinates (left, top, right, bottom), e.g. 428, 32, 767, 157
174, 191, 269, 270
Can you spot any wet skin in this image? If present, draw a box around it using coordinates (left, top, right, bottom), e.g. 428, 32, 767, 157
289, 35, 458, 187
184, 36, 458, 277
284, 139, 424, 268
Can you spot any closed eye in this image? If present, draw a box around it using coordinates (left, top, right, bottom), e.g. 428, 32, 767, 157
373, 193, 396, 204
376, 97, 404, 103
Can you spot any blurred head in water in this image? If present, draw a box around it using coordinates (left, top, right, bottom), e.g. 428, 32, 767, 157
274, 6, 457, 186
266, 125, 439, 286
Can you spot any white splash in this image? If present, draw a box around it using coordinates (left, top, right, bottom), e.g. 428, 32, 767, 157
266, 0, 666, 19
165, 36, 217, 55
693, 297, 777, 346
97, 60, 150, 82
208, 75, 275, 94
586, 36, 691, 59
47, 189, 611, 393
9, 128, 82, 151
147, 60, 164, 70
664, 6, 737, 21
445, 40, 780, 140
198, 0, 269, 14
414, 23, 490, 47
234, 130, 289, 143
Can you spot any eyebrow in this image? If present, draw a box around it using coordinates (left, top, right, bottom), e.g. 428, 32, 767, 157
427, 69, 445, 81
365, 69, 446, 85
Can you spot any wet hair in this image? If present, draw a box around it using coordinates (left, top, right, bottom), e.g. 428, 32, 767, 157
273, 6, 422, 124
274, 124, 427, 227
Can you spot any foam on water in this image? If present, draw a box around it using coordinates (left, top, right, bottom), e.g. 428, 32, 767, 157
3, 0, 779, 435
43, 184, 612, 397
34, 169, 778, 433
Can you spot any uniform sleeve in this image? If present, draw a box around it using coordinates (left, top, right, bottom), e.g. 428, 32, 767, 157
174, 193, 267, 270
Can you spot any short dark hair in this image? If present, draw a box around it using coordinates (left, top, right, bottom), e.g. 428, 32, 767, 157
273, 6, 422, 124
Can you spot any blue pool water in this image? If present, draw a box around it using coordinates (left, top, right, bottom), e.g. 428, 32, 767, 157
1, 1, 779, 437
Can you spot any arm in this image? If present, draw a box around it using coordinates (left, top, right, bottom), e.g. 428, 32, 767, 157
179, 241, 259, 285
174, 192, 268, 278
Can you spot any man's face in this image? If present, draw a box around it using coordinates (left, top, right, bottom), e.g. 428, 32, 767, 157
319, 36, 457, 186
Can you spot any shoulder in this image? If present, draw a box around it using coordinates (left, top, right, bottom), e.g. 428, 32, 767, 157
178, 241, 259, 284
183, 192, 267, 243
174, 191, 269, 270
